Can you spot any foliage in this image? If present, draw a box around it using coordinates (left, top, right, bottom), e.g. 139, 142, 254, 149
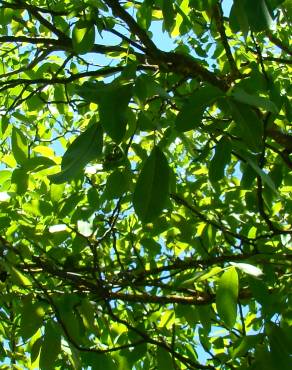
0, 0, 291, 369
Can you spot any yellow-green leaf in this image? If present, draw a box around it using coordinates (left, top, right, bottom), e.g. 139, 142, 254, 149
216, 267, 238, 328
72, 20, 95, 54
11, 128, 28, 165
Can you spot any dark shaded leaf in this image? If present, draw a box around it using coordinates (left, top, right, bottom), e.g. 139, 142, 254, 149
133, 146, 170, 223
81, 352, 117, 370
157, 347, 174, 370
231, 87, 278, 113
49, 122, 103, 183
162, 0, 175, 32
245, 0, 273, 31
175, 85, 223, 132
11, 168, 29, 194
228, 100, 263, 152
209, 137, 232, 183
76, 81, 132, 143
39, 321, 61, 370
105, 168, 131, 199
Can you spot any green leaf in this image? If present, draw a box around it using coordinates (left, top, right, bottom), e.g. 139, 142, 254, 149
208, 137, 232, 183
31, 337, 42, 365
9, 266, 32, 287
245, 157, 277, 193
197, 267, 223, 282
50, 183, 65, 203
0, 7, 14, 26
157, 347, 174, 370
39, 322, 61, 370
175, 85, 223, 132
230, 87, 279, 114
55, 294, 85, 344
72, 20, 95, 54
245, 0, 273, 32
81, 352, 117, 370
266, 322, 292, 370
229, 0, 249, 34
105, 169, 131, 199
134, 75, 170, 106
162, 0, 175, 32
228, 101, 263, 152
78, 298, 96, 332
23, 157, 56, 173
192, 0, 217, 11
76, 81, 132, 143
216, 267, 238, 328
232, 334, 265, 358
136, 0, 152, 29
19, 299, 46, 340
49, 122, 103, 183
133, 146, 170, 223
11, 128, 28, 165
11, 168, 29, 195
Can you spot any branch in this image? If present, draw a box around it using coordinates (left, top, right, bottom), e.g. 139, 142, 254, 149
15, 0, 69, 40
263, 56, 292, 65
266, 127, 292, 153
159, 52, 228, 90
256, 176, 276, 231
1, 0, 70, 16
266, 31, 292, 56
0, 35, 128, 54
213, 2, 240, 78
103, 0, 160, 56
266, 143, 292, 170
0, 64, 157, 93
170, 193, 253, 243
103, 0, 228, 90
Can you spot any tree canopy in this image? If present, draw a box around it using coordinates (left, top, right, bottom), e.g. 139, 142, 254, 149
0, 0, 291, 369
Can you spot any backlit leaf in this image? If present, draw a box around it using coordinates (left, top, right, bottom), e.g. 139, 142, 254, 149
9, 266, 32, 287
11, 128, 28, 165
19, 299, 46, 340
216, 267, 238, 328
72, 20, 95, 54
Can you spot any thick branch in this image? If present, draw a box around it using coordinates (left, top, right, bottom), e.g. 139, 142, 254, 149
103, 0, 228, 90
